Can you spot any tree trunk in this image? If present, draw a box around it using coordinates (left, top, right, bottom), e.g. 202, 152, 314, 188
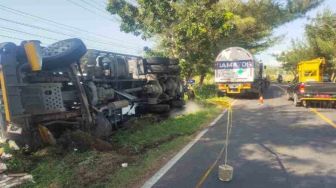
199, 73, 206, 85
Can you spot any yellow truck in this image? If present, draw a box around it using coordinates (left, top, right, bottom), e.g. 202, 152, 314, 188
287, 58, 336, 107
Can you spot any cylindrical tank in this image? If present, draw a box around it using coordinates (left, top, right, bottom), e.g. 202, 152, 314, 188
216, 47, 254, 62
215, 47, 259, 83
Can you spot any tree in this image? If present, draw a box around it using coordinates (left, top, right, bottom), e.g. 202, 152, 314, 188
277, 41, 315, 74
107, 0, 323, 84
278, 9, 336, 73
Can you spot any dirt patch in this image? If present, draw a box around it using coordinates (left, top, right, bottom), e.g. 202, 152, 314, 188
58, 130, 114, 152
73, 152, 132, 187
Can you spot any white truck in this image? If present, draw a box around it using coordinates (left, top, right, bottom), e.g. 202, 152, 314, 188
215, 47, 268, 97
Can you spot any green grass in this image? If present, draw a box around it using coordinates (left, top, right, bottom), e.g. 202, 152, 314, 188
107, 136, 190, 188
6, 103, 222, 188
21, 150, 98, 188
113, 106, 220, 154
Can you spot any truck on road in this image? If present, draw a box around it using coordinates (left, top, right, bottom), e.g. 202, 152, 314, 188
215, 47, 268, 97
287, 58, 336, 107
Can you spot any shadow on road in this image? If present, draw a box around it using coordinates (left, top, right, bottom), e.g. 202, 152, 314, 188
152, 85, 336, 188
205, 87, 336, 188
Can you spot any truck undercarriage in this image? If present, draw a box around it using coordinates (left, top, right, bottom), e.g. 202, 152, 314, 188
0, 38, 184, 149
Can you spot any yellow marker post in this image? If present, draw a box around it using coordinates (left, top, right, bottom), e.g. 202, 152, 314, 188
207, 98, 234, 182
0, 70, 11, 121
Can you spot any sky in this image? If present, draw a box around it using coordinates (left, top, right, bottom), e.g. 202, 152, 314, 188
0, 0, 335, 63
0, 0, 151, 55
255, 0, 336, 66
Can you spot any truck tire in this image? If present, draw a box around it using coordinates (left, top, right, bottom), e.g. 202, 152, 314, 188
42, 38, 87, 70
146, 57, 170, 65
293, 94, 301, 107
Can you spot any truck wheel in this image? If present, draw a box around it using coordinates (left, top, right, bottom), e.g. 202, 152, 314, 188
42, 38, 87, 69
293, 94, 301, 107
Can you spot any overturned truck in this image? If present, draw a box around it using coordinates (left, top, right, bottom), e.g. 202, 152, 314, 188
0, 38, 184, 149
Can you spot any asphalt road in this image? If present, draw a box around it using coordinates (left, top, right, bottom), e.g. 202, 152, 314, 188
146, 84, 336, 188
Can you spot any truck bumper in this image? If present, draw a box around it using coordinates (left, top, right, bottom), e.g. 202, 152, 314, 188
299, 94, 336, 101
300, 98, 336, 101
218, 83, 256, 94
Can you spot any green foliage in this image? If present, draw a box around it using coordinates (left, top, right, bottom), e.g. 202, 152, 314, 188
264, 66, 294, 81
278, 9, 336, 73
107, 0, 322, 82
143, 47, 167, 58
193, 84, 218, 99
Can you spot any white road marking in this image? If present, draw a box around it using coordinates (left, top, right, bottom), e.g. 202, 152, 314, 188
141, 100, 236, 188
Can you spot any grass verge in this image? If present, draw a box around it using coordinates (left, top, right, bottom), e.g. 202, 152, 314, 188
5, 102, 222, 188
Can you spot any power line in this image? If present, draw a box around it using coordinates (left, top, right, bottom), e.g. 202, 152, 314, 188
0, 26, 59, 41
0, 33, 113, 52
0, 32, 139, 54
0, 4, 130, 45
79, 0, 109, 14
0, 17, 139, 50
0, 4, 78, 33
66, 0, 117, 22
0, 3, 144, 53
0, 34, 26, 41
95, 0, 108, 8
0, 17, 74, 38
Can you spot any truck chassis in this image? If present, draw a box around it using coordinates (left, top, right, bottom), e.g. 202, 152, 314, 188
0, 38, 184, 149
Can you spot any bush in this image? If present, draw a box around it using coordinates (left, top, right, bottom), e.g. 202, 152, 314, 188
193, 84, 218, 99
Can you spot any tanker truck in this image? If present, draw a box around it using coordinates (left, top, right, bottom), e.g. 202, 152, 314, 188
215, 47, 268, 97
